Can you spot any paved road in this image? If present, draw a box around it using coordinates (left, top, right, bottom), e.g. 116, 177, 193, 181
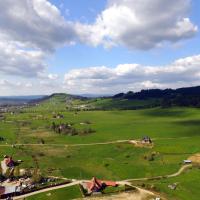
8, 164, 192, 200
13, 181, 82, 200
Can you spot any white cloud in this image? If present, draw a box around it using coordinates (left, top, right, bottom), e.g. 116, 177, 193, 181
0, 39, 46, 77
48, 74, 59, 80
0, 0, 76, 78
64, 55, 200, 94
0, 0, 76, 51
77, 0, 198, 49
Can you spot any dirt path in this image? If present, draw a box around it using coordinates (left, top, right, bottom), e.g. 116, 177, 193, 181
0, 140, 129, 147
124, 164, 192, 182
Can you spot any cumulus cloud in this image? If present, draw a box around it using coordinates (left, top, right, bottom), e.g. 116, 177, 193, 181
1, 0, 197, 52
0, 0, 76, 51
64, 55, 200, 94
77, 0, 198, 49
0, 0, 76, 78
0, 39, 46, 77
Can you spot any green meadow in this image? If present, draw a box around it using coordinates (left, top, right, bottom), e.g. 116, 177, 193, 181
1, 95, 200, 199
27, 185, 82, 200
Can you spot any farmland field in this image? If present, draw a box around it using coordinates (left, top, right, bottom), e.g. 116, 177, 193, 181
1, 95, 200, 199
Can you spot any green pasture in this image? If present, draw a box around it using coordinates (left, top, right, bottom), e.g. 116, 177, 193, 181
1, 95, 200, 199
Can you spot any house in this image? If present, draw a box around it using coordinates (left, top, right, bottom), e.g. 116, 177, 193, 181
183, 160, 192, 164
0, 185, 22, 198
0, 186, 5, 196
142, 136, 152, 144
168, 183, 177, 190
81, 177, 117, 195
53, 114, 64, 119
1, 155, 15, 175
4, 156, 15, 168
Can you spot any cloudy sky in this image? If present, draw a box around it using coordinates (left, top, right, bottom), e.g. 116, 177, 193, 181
0, 0, 200, 96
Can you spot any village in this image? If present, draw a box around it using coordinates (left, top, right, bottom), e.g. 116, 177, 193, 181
0, 154, 66, 199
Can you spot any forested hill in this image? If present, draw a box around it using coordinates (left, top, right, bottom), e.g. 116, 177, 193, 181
113, 86, 200, 108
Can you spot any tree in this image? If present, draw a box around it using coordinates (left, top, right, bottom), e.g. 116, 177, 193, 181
13, 166, 20, 178
32, 168, 42, 183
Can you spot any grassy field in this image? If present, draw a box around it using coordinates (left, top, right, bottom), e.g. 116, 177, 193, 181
1, 95, 200, 199
131, 167, 200, 200
26, 185, 82, 200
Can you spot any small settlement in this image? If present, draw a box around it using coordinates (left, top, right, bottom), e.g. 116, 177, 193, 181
0, 155, 62, 199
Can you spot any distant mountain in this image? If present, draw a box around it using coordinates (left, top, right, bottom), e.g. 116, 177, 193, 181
0, 95, 47, 106
80, 94, 111, 98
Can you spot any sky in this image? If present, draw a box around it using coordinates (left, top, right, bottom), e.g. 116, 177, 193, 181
0, 0, 200, 96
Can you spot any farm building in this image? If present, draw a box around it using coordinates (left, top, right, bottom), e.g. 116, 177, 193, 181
142, 136, 152, 144
81, 177, 117, 195
183, 160, 192, 164
0, 185, 22, 198
53, 114, 64, 119
1, 156, 15, 175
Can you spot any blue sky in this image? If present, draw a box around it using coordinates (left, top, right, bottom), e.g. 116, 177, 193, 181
0, 0, 200, 95
47, 0, 200, 76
